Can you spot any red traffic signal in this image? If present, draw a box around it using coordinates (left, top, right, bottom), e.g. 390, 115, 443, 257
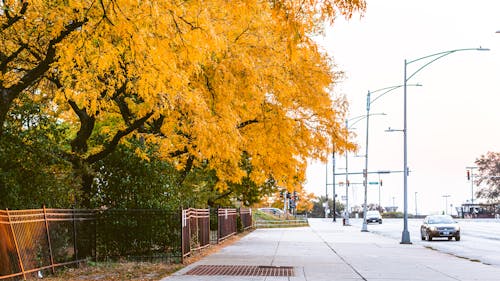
379, 179, 383, 186
467, 170, 470, 181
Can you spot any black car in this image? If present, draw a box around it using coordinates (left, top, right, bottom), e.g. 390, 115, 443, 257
420, 215, 460, 241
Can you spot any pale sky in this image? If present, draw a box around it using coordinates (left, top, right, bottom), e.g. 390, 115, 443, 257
306, 0, 500, 215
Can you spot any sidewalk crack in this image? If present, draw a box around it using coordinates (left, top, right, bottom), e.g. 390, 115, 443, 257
311, 227, 368, 281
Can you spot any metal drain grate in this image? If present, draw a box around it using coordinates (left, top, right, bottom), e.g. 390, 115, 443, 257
185, 265, 295, 276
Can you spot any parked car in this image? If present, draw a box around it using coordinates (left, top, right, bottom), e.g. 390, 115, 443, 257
366, 210, 382, 224
258, 208, 284, 217
420, 215, 460, 241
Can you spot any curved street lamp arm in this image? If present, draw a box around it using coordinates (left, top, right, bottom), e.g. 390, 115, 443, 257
370, 83, 422, 104
406, 47, 489, 82
370, 83, 421, 106
348, 113, 386, 129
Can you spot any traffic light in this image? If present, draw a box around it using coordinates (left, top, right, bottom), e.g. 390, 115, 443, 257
467, 170, 470, 181
346, 180, 350, 187
380, 179, 383, 186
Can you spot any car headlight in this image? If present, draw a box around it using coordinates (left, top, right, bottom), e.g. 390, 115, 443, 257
429, 226, 437, 231
454, 226, 460, 231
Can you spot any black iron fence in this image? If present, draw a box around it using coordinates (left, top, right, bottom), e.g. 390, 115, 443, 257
1, 207, 253, 280
97, 209, 182, 263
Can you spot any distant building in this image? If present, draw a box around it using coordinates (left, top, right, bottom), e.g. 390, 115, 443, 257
457, 203, 500, 218
385, 206, 398, 212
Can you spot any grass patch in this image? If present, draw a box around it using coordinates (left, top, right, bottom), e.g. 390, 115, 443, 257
253, 210, 283, 221
253, 210, 308, 228
34, 231, 251, 281
33, 261, 182, 281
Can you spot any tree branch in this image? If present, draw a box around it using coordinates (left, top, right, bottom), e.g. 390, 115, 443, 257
85, 112, 154, 164
1, 0, 28, 30
0, 45, 26, 73
237, 119, 259, 129
6, 18, 88, 98
68, 100, 96, 154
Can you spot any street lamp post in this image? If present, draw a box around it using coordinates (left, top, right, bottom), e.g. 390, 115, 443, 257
332, 145, 336, 222
344, 113, 385, 229
361, 84, 421, 232
401, 47, 488, 244
442, 195, 451, 215
325, 164, 328, 218
466, 166, 478, 205
415, 192, 418, 217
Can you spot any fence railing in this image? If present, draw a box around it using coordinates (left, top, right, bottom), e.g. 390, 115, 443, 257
217, 208, 237, 243
1, 207, 253, 280
239, 208, 252, 230
182, 208, 210, 259
97, 209, 182, 263
0, 207, 96, 280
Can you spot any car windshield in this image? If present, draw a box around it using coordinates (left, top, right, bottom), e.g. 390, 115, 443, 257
367, 211, 379, 216
428, 216, 455, 224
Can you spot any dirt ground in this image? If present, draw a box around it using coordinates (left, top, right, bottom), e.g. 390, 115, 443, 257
34, 232, 249, 281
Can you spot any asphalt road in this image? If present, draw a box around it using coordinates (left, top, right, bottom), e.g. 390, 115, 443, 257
347, 218, 500, 267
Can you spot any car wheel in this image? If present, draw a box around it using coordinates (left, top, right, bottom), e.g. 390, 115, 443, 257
379, 220, 382, 224
421, 234, 425, 241
455, 236, 461, 241
426, 232, 432, 241
448, 237, 452, 241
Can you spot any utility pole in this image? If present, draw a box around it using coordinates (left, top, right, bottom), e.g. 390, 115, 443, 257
466, 166, 477, 205
442, 195, 451, 215
415, 192, 418, 217
325, 164, 328, 218
332, 144, 337, 222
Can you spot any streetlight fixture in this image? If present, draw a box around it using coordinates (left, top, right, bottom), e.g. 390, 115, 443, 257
401, 47, 489, 244
361, 84, 421, 232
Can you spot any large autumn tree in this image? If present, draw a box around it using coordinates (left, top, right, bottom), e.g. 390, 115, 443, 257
1, 0, 364, 207
475, 152, 500, 202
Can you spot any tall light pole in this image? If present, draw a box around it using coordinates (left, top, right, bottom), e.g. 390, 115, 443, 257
332, 143, 336, 222
343, 113, 385, 226
415, 192, 418, 217
401, 47, 489, 244
325, 163, 329, 218
442, 195, 451, 215
466, 166, 478, 205
361, 84, 421, 232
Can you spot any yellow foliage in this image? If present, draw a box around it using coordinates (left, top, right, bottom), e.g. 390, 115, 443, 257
1, 0, 365, 191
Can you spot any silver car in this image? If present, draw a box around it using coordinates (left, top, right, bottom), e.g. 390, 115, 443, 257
366, 210, 382, 224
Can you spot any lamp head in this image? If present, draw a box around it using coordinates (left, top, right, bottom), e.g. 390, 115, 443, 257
477, 47, 490, 51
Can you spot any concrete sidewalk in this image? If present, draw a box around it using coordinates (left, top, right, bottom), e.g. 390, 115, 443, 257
162, 218, 500, 281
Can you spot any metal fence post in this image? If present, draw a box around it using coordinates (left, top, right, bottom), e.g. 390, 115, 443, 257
42, 206, 55, 274
6, 209, 26, 280
180, 209, 185, 263
72, 208, 78, 266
